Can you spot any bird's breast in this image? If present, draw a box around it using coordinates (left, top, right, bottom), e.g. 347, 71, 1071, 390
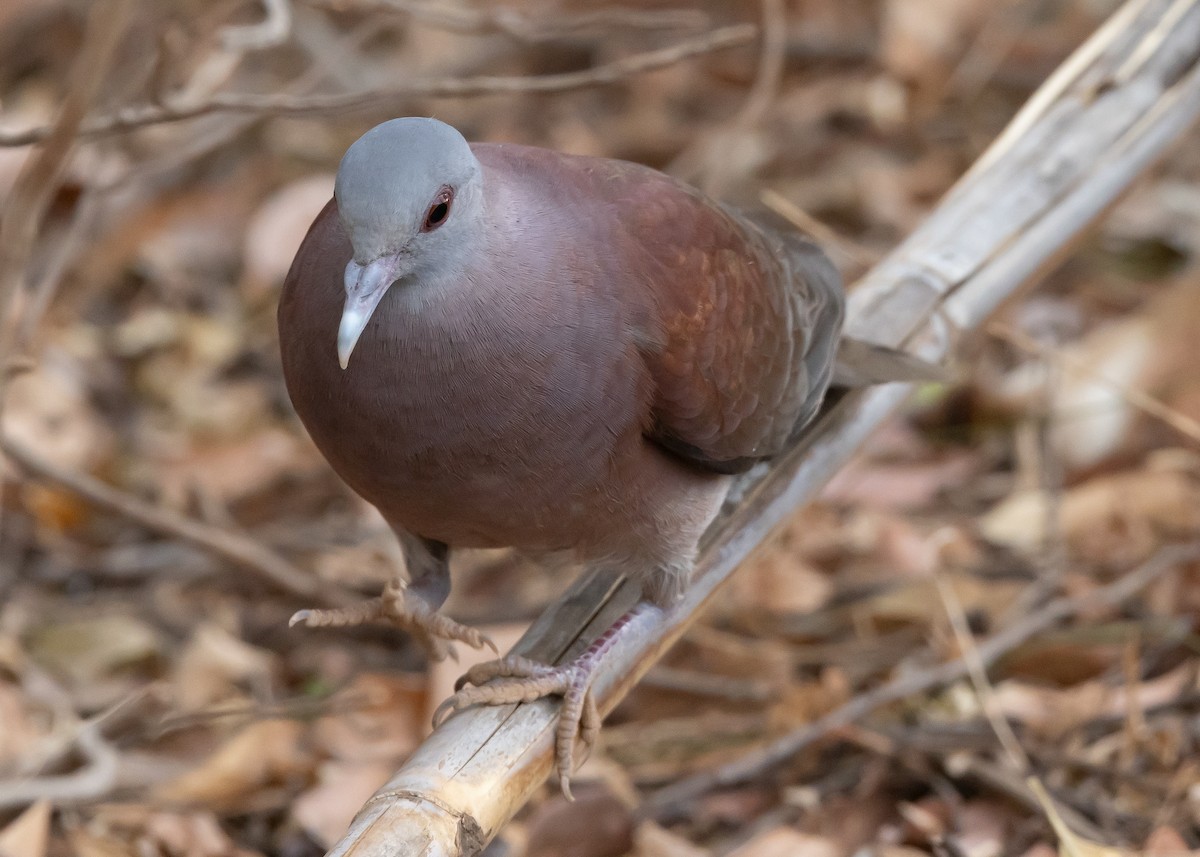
284, 276, 651, 550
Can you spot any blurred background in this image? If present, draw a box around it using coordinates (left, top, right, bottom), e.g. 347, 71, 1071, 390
0, 0, 1198, 855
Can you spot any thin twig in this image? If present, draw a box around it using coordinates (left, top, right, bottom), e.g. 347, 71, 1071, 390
0, 723, 118, 810
0, 0, 133, 377
933, 572, 1031, 772
760, 188, 878, 269
0, 434, 348, 606
647, 543, 1198, 813
222, 0, 294, 50
345, 0, 711, 39
0, 25, 755, 147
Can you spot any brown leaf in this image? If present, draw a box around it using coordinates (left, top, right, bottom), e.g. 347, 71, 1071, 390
240, 174, 335, 298
981, 455, 1200, 565
525, 786, 635, 857
727, 828, 840, 857
3, 362, 114, 476
0, 680, 50, 769
993, 663, 1195, 737
291, 760, 395, 849
73, 806, 265, 857
172, 624, 276, 713
313, 672, 427, 764
157, 719, 310, 813
633, 822, 710, 857
1143, 827, 1200, 856
0, 800, 51, 857
26, 615, 162, 686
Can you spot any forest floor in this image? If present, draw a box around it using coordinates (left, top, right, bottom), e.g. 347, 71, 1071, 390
0, 0, 1198, 855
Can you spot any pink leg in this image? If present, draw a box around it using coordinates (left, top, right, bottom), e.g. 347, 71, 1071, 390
432, 605, 656, 798
290, 577, 496, 661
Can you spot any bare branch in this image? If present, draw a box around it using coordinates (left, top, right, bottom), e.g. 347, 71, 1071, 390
222, 0, 294, 51
0, 0, 133, 373
0, 723, 118, 809
0, 25, 755, 147
317, 1, 1200, 854
333, 0, 711, 39
0, 434, 350, 607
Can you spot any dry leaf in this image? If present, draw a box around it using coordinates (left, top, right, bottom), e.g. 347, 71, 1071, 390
634, 822, 710, 857
981, 454, 1200, 563
26, 615, 162, 685
994, 276, 1200, 470
727, 828, 839, 857
993, 663, 1195, 737
525, 786, 635, 857
291, 759, 395, 848
0, 800, 51, 857
157, 719, 310, 812
74, 806, 264, 857
172, 624, 276, 712
241, 174, 335, 298
313, 672, 427, 764
0, 680, 50, 769
1143, 827, 1200, 856
3, 360, 114, 476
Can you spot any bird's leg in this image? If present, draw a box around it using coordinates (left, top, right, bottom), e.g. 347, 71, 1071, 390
432, 600, 661, 799
290, 532, 495, 660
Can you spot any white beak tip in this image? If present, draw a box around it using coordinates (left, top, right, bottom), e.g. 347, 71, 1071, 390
337, 308, 368, 371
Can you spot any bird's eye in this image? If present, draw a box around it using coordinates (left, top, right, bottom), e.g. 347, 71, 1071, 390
421, 186, 454, 232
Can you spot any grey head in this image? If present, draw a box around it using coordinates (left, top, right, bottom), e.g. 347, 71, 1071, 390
333, 117, 484, 368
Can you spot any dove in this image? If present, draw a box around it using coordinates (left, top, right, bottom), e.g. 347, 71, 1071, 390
278, 117, 938, 795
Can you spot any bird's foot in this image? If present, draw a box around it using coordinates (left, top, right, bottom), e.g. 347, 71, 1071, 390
433, 654, 600, 799
289, 579, 496, 661
431, 606, 654, 798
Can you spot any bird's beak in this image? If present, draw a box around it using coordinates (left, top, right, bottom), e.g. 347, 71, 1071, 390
338, 254, 404, 369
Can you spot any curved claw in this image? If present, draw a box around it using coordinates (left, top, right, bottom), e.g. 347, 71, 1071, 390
288, 609, 313, 628
431, 696, 459, 729
287, 586, 488, 663
432, 654, 603, 799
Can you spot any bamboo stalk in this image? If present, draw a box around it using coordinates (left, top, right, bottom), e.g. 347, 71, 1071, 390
324, 1, 1200, 854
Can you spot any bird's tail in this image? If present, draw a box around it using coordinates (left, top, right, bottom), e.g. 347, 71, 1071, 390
832, 337, 952, 387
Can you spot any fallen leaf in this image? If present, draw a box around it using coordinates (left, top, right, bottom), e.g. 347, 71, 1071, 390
26, 615, 162, 685
0, 800, 51, 857
73, 805, 265, 857
633, 822, 710, 857
3, 359, 114, 475
980, 456, 1200, 564
291, 759, 395, 848
313, 672, 427, 764
157, 719, 310, 812
173, 623, 277, 712
1143, 827, 1200, 856
525, 786, 634, 857
241, 174, 335, 298
993, 663, 1195, 737
727, 828, 839, 857
0, 680, 50, 769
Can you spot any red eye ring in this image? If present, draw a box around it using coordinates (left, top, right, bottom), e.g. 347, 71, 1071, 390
421, 186, 454, 232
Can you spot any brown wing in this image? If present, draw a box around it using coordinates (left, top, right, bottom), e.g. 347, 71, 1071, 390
606, 164, 846, 473
471, 144, 846, 475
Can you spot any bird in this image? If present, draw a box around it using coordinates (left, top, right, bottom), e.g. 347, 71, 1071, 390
278, 117, 940, 796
